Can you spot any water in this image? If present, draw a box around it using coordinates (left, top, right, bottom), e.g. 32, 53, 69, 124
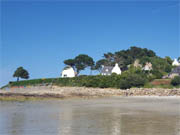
0, 97, 180, 135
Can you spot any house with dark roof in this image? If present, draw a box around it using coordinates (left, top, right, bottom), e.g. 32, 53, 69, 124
101, 66, 113, 75
101, 63, 121, 75
168, 66, 180, 78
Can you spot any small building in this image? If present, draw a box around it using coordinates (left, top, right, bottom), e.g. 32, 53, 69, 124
61, 66, 76, 78
168, 66, 180, 78
142, 62, 153, 71
172, 59, 180, 66
101, 63, 121, 75
133, 59, 142, 68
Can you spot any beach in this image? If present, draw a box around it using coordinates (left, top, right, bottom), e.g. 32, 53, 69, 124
1, 87, 180, 135
1, 86, 180, 100
0, 97, 180, 135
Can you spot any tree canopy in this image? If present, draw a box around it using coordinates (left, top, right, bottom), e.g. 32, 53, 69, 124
63, 46, 174, 79
95, 46, 156, 71
13, 67, 29, 81
178, 57, 180, 62
94, 59, 109, 71
64, 54, 94, 75
64, 59, 75, 67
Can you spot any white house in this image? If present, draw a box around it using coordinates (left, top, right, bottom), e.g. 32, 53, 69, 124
61, 66, 76, 78
142, 62, 153, 71
133, 59, 142, 68
172, 59, 180, 66
168, 66, 180, 78
101, 63, 121, 75
112, 63, 122, 74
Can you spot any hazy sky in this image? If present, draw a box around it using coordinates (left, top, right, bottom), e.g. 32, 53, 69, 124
1, 0, 179, 86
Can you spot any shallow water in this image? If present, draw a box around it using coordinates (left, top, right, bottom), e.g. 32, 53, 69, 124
0, 97, 180, 135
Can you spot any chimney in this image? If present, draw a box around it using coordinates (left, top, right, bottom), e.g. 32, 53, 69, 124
115, 63, 119, 67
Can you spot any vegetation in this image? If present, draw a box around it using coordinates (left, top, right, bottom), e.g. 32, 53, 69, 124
2, 46, 178, 90
13, 67, 29, 81
140, 56, 172, 78
63, 47, 173, 79
95, 46, 156, 71
0, 96, 57, 101
178, 57, 180, 62
64, 54, 95, 75
4, 71, 179, 90
91, 46, 173, 80
7, 67, 148, 89
171, 76, 180, 86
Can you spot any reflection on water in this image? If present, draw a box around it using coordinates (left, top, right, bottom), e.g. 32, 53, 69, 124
0, 97, 180, 135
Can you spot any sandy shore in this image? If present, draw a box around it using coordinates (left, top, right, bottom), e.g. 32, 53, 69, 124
0, 86, 180, 100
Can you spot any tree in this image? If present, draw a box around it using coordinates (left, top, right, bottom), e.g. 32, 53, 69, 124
13, 67, 29, 81
100, 46, 156, 71
64, 59, 75, 67
74, 54, 94, 74
171, 76, 180, 86
178, 57, 180, 62
164, 56, 173, 65
94, 59, 108, 72
64, 54, 95, 75
149, 57, 173, 74
115, 67, 147, 89
103, 52, 114, 63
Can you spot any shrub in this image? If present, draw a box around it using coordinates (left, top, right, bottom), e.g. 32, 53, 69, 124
98, 76, 112, 88
81, 76, 100, 87
116, 74, 147, 89
171, 76, 180, 86
8, 72, 147, 89
129, 74, 147, 87
117, 79, 131, 89
151, 70, 163, 79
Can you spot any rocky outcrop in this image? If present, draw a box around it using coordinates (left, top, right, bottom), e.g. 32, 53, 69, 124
124, 88, 180, 96
0, 86, 180, 99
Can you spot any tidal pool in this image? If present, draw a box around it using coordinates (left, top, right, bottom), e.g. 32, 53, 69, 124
0, 97, 180, 135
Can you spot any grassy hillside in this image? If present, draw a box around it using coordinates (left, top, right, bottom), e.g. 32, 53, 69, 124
2, 74, 147, 89
2, 75, 180, 90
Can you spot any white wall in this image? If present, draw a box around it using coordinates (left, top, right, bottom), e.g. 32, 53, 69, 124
61, 67, 75, 78
112, 63, 121, 75
172, 59, 180, 66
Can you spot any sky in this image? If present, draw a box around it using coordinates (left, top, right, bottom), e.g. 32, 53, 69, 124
0, 0, 179, 87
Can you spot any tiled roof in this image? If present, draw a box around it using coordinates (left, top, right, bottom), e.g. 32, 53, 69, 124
170, 66, 180, 75
101, 66, 113, 74
63, 66, 72, 70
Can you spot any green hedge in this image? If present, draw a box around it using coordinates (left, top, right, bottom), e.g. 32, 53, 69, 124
9, 78, 56, 86
171, 76, 180, 86
8, 72, 147, 89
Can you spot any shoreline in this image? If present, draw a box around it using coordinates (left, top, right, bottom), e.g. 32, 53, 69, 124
0, 86, 180, 101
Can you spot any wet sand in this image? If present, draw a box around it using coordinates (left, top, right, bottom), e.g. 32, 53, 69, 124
0, 97, 180, 135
